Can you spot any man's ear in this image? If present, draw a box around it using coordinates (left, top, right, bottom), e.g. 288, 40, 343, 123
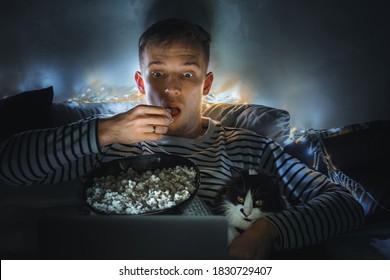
202, 72, 214, 96
135, 71, 146, 94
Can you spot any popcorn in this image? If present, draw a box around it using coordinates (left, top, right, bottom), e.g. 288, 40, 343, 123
85, 166, 197, 214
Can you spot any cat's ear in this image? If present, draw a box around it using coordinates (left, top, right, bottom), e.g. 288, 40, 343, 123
230, 166, 241, 178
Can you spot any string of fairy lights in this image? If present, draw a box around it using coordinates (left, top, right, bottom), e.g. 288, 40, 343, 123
65, 84, 241, 109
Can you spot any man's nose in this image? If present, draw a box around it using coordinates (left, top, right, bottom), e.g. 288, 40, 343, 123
164, 76, 181, 95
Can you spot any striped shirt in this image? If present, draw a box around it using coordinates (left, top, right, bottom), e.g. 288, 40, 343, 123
0, 116, 364, 250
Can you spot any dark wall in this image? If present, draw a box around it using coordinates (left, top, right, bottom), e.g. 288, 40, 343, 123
1, 0, 389, 129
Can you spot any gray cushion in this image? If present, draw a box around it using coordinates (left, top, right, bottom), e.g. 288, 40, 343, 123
203, 103, 291, 146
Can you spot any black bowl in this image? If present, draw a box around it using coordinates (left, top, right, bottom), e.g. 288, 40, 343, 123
82, 153, 200, 215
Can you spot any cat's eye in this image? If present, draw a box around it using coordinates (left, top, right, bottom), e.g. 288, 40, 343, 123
237, 196, 245, 204
255, 200, 263, 206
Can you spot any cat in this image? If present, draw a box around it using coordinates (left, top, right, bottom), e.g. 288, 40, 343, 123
214, 167, 289, 245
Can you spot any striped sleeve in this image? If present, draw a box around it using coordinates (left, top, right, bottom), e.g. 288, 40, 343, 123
260, 141, 365, 250
0, 118, 101, 186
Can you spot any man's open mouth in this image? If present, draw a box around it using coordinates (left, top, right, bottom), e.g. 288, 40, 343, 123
166, 106, 181, 118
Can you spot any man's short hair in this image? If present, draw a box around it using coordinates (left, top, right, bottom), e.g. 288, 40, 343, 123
138, 18, 211, 68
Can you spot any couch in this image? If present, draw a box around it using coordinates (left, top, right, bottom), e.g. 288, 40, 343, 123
1, 86, 389, 259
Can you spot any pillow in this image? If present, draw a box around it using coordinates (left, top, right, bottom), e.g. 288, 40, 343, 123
50, 103, 104, 126
50, 102, 140, 126
285, 120, 390, 223
0, 86, 54, 144
203, 103, 291, 146
320, 120, 390, 223
284, 137, 329, 175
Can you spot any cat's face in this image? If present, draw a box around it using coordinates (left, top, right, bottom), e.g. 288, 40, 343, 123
222, 168, 287, 230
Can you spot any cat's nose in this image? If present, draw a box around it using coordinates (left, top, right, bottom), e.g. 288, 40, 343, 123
240, 208, 250, 217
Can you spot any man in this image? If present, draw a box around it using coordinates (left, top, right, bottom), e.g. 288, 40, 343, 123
0, 18, 364, 259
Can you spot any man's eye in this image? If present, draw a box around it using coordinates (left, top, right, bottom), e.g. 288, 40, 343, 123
152, 72, 163, 78
183, 72, 194, 78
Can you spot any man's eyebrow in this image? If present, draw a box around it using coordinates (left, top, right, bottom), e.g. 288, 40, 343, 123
183, 61, 200, 68
146, 60, 201, 69
147, 60, 164, 68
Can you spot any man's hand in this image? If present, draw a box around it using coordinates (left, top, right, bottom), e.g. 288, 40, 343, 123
229, 218, 279, 259
98, 105, 173, 147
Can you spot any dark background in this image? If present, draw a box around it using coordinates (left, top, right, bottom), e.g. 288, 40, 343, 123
1, 0, 389, 129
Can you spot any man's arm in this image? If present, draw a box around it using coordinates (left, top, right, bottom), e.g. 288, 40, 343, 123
0, 118, 101, 186
228, 140, 365, 259
0, 104, 173, 186
229, 218, 279, 259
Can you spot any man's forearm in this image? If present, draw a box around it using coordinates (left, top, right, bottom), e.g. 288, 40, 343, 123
0, 118, 100, 186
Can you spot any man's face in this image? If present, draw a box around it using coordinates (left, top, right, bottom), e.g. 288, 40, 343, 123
136, 42, 213, 138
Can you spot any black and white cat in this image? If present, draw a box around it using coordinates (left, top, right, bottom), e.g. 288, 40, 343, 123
214, 167, 289, 244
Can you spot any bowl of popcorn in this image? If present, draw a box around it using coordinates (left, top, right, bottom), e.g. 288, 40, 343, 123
82, 153, 200, 215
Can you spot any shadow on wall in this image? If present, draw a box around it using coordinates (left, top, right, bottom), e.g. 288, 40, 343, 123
1, 0, 389, 130
0, 0, 146, 100
143, 0, 214, 33
0, 0, 215, 101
